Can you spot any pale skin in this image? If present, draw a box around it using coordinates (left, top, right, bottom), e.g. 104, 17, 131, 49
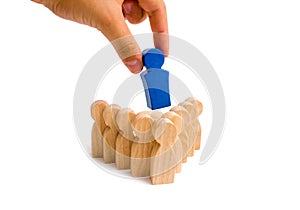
32, 0, 169, 73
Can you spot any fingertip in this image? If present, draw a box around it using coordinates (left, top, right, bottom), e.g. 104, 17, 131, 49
163, 50, 169, 57
123, 55, 143, 74
153, 32, 169, 57
110, 36, 142, 72
31, 0, 43, 4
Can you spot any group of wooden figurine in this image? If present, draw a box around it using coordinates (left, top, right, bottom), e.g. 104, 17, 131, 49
91, 97, 203, 185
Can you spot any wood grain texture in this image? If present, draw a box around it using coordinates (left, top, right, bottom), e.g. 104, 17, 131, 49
91, 100, 108, 158
170, 105, 192, 163
131, 142, 155, 177
91, 122, 102, 158
115, 135, 133, 169
115, 108, 136, 170
164, 111, 183, 173
185, 97, 203, 150
194, 120, 202, 150
179, 101, 198, 157
150, 118, 182, 185
131, 113, 155, 177
103, 104, 121, 163
90, 97, 203, 184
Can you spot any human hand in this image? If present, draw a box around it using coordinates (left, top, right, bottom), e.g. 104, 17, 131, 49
32, 0, 168, 74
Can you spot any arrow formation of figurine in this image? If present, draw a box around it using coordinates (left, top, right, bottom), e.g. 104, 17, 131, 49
91, 97, 203, 185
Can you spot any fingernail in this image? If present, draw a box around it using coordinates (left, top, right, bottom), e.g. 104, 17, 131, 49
125, 59, 143, 73
123, 3, 132, 14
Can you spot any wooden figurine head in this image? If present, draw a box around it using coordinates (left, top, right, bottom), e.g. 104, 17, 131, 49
179, 101, 197, 119
152, 118, 177, 147
116, 108, 136, 141
170, 105, 191, 129
103, 104, 121, 129
91, 100, 108, 120
137, 110, 152, 115
132, 113, 154, 143
137, 110, 163, 121
163, 111, 182, 135
149, 110, 164, 121
90, 100, 108, 133
185, 97, 203, 116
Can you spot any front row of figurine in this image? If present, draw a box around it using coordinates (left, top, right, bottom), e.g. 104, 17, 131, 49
91, 97, 203, 184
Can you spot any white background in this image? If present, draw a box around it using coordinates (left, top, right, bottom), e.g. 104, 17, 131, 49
1, 0, 300, 209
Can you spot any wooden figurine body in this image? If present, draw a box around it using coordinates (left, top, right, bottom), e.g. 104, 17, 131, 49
115, 108, 136, 170
131, 113, 155, 177
150, 118, 182, 185
179, 101, 197, 157
91, 100, 108, 158
91, 123, 101, 157
185, 97, 203, 150
103, 104, 121, 163
194, 121, 202, 150
163, 111, 183, 173
170, 105, 192, 163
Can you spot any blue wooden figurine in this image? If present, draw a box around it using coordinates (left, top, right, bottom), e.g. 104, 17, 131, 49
140, 48, 171, 110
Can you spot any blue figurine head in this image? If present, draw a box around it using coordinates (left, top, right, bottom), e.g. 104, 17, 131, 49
142, 48, 165, 69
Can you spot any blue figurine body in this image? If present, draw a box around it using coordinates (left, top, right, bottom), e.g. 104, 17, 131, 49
140, 48, 171, 110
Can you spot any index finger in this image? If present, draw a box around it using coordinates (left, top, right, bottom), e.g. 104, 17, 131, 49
139, 0, 169, 56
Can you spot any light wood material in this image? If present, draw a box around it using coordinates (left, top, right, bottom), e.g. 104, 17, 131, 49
115, 108, 136, 170
194, 121, 202, 150
149, 110, 164, 121
170, 105, 192, 163
179, 101, 197, 157
164, 111, 183, 173
185, 97, 203, 150
137, 110, 163, 121
91, 123, 102, 157
90, 97, 203, 184
150, 118, 182, 185
103, 104, 121, 163
91, 100, 108, 158
131, 113, 155, 177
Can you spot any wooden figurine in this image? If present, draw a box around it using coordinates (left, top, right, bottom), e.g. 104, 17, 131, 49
91, 100, 108, 158
150, 117, 182, 185
185, 97, 203, 150
179, 101, 197, 157
91, 123, 101, 156
163, 111, 183, 173
170, 105, 192, 163
131, 113, 155, 177
149, 110, 164, 120
136, 110, 163, 120
102, 104, 121, 163
115, 108, 136, 170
